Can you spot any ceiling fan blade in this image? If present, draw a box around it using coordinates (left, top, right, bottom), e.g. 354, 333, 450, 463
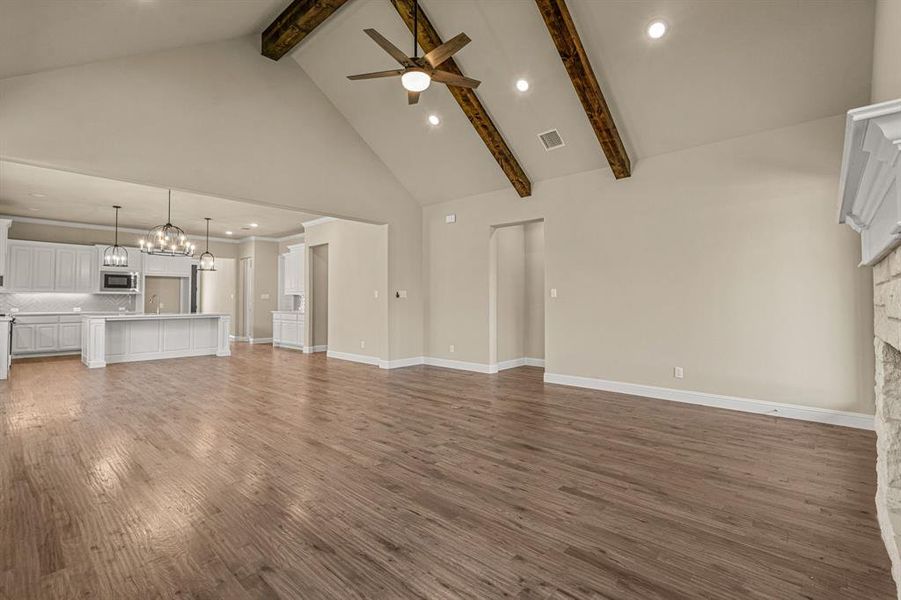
364, 28, 414, 67
347, 69, 404, 80
408, 90, 421, 105
423, 33, 471, 68
431, 70, 481, 89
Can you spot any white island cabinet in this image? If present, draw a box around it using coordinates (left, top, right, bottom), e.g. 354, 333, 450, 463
81, 313, 231, 368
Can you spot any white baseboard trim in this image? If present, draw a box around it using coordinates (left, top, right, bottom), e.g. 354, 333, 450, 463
248, 337, 272, 345
379, 356, 425, 369
231, 335, 247, 342
12, 350, 81, 360
494, 357, 546, 371
273, 341, 304, 351
326, 350, 379, 366
543, 372, 875, 430
303, 345, 328, 354
424, 357, 495, 373
524, 357, 545, 368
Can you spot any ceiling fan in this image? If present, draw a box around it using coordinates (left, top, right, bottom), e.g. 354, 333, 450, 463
347, 0, 480, 105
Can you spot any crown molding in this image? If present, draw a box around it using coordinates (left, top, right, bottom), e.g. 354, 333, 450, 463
301, 216, 337, 228
0, 214, 304, 244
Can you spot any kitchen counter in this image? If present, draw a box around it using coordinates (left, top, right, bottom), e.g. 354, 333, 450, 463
12, 311, 136, 316
81, 313, 231, 368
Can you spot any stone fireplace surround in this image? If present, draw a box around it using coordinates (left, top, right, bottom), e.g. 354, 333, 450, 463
839, 99, 901, 596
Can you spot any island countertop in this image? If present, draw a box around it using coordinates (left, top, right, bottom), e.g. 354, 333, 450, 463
83, 313, 229, 321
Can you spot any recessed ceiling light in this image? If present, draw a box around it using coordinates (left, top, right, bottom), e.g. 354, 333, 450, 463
428, 114, 441, 126
249, 223, 258, 228
30, 193, 46, 198
225, 230, 233, 235
647, 20, 667, 39
516, 79, 530, 92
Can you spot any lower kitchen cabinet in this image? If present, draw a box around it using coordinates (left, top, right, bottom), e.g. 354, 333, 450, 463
12, 316, 83, 356
272, 312, 304, 349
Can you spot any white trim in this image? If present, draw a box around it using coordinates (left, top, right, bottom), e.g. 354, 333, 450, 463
303, 344, 328, 354
379, 356, 425, 369
495, 357, 545, 371
424, 357, 495, 374
543, 372, 875, 430
248, 337, 272, 345
1, 214, 306, 243
326, 350, 379, 366
524, 357, 545, 367
2, 214, 243, 243
12, 350, 81, 360
231, 335, 248, 342
301, 217, 338, 228
273, 341, 304, 350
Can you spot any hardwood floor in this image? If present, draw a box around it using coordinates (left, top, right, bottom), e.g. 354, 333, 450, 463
0, 344, 893, 599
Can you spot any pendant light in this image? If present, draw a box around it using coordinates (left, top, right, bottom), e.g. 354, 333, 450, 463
198, 217, 216, 271
102, 205, 129, 267
140, 189, 194, 256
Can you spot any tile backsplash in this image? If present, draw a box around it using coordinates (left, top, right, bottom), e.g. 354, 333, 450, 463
0, 293, 136, 314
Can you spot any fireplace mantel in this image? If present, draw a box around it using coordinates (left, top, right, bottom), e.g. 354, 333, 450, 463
839, 99, 901, 265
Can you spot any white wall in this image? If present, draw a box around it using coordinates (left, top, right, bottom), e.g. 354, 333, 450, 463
0, 36, 422, 361
200, 257, 236, 335
872, 0, 901, 103
424, 116, 874, 414
304, 219, 388, 360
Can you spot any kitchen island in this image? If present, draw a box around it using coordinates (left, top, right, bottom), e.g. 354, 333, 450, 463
81, 313, 231, 368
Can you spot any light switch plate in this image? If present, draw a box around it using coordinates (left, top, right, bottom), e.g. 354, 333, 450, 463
445, 214, 456, 224
260, 293, 270, 300
550, 288, 558, 298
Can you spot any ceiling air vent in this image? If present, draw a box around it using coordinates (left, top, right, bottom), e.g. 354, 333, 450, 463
538, 129, 565, 151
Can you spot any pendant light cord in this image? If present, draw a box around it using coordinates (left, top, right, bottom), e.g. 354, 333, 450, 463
114, 206, 119, 246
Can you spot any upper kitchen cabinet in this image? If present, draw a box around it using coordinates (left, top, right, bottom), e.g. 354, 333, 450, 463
143, 253, 192, 277
5, 241, 96, 293
284, 243, 305, 295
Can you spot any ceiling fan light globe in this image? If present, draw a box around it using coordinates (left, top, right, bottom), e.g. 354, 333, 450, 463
401, 70, 431, 92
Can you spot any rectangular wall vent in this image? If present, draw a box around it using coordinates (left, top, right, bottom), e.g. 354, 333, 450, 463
538, 129, 565, 151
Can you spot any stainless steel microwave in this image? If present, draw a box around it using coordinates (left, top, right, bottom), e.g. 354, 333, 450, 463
100, 271, 139, 292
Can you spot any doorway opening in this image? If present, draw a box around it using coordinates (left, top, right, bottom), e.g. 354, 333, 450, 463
489, 220, 545, 371
307, 244, 329, 353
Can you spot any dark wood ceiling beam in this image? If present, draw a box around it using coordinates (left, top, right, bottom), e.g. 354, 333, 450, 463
389, 0, 532, 197
262, 0, 352, 61
535, 0, 631, 179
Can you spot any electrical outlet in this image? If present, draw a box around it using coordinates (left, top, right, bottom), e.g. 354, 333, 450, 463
550, 288, 558, 298
10, 308, 19, 313
260, 293, 270, 300
449, 344, 455, 353
674, 367, 684, 379
398, 290, 408, 298
72, 307, 81, 312
118, 306, 126, 311
159, 303, 165, 310
360, 340, 366, 349
445, 214, 456, 224
373, 290, 379, 299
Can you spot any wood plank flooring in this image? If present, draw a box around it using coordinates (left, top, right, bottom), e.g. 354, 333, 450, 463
0, 344, 893, 599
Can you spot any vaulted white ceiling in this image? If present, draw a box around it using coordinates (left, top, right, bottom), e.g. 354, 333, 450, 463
292, 0, 874, 204
0, 0, 877, 208
0, 0, 284, 79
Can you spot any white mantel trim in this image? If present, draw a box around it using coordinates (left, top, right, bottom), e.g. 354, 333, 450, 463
838, 99, 901, 265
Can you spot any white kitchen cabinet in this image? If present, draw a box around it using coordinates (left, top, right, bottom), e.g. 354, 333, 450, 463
272, 312, 304, 349
143, 253, 192, 277
8, 245, 33, 291
6, 242, 98, 293
12, 325, 35, 353
55, 248, 77, 291
35, 324, 58, 351
12, 315, 88, 356
283, 244, 305, 295
58, 321, 81, 350
32, 247, 56, 291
